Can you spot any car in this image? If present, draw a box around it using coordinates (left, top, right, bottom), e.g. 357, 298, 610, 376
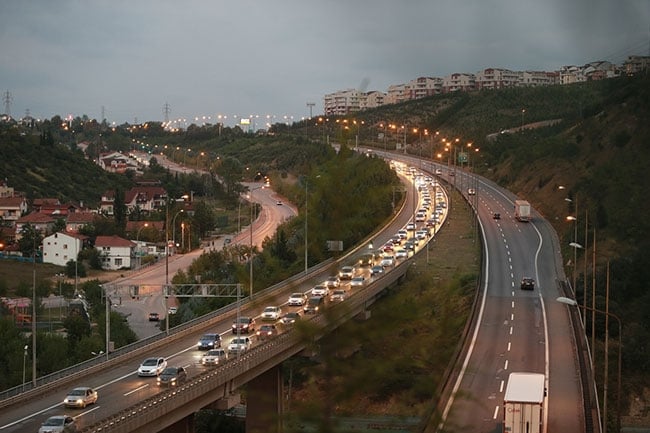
311, 284, 330, 297
232, 316, 255, 334
390, 235, 402, 245
382, 242, 394, 253
287, 292, 307, 306
468, 188, 476, 195
330, 289, 347, 302
404, 239, 417, 251
63, 387, 98, 408
280, 311, 301, 325
406, 222, 416, 231
521, 277, 535, 290
38, 415, 76, 433
350, 276, 366, 287
493, 212, 501, 220
338, 266, 355, 280
157, 366, 187, 387
168, 306, 178, 315
395, 248, 409, 259
397, 229, 408, 239
371, 265, 384, 276
325, 276, 341, 288
357, 254, 375, 267
435, 168, 442, 175
137, 357, 167, 377
380, 255, 395, 267
276, 200, 282, 205
148, 312, 160, 321
256, 324, 278, 340
303, 296, 325, 314
197, 333, 221, 350
261, 305, 282, 321
228, 336, 252, 354
200, 348, 228, 366
415, 212, 426, 222
415, 229, 428, 240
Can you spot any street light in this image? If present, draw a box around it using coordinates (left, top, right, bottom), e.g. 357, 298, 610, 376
557, 293, 621, 433
172, 210, 185, 251
136, 223, 149, 270
22, 344, 28, 392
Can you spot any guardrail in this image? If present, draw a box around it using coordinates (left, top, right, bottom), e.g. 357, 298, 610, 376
79, 259, 412, 432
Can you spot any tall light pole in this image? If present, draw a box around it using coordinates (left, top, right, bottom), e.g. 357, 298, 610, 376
22, 344, 28, 392
136, 223, 148, 270
172, 210, 184, 251
557, 293, 621, 433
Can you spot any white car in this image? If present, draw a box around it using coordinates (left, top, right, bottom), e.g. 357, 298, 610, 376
380, 255, 395, 267
168, 306, 178, 315
137, 357, 167, 377
201, 348, 228, 366
38, 416, 75, 433
287, 292, 307, 306
311, 284, 330, 297
350, 276, 366, 287
228, 336, 252, 354
261, 306, 282, 321
468, 188, 476, 195
395, 248, 409, 259
63, 386, 98, 408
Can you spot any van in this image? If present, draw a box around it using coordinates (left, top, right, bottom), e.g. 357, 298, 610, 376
303, 296, 325, 314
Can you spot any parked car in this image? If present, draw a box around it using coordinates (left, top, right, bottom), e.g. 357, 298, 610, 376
148, 312, 159, 321
520, 277, 535, 290
38, 415, 76, 433
338, 266, 355, 280
280, 311, 301, 325
256, 324, 278, 340
137, 357, 167, 377
261, 306, 282, 321
200, 348, 228, 366
63, 387, 98, 408
311, 284, 330, 297
350, 276, 366, 287
227, 336, 252, 354
330, 289, 347, 302
232, 316, 255, 334
287, 292, 307, 306
157, 366, 187, 387
197, 333, 221, 350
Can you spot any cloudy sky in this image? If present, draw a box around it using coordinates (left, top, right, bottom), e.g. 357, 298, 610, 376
1, 0, 648, 126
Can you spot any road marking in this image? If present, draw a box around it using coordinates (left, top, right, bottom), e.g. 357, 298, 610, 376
125, 384, 149, 396
507, 342, 511, 352
493, 405, 500, 420
504, 359, 509, 370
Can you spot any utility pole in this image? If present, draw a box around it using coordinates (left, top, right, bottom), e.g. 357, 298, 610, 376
306, 102, 315, 119
3, 90, 12, 118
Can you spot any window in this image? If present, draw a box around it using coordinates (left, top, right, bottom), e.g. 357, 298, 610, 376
115, 258, 123, 267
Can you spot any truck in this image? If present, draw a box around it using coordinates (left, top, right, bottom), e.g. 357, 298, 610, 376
514, 200, 531, 222
503, 372, 545, 433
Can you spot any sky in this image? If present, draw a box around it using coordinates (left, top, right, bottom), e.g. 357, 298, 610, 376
1, 0, 648, 127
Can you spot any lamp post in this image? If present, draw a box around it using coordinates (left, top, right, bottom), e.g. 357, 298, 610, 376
22, 344, 28, 392
32, 233, 37, 387
171, 210, 184, 252
136, 223, 148, 270
557, 294, 621, 433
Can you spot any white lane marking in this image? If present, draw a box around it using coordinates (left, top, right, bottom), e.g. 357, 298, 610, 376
493, 405, 500, 420
507, 342, 511, 352
125, 384, 149, 396
504, 359, 509, 370
500, 380, 505, 393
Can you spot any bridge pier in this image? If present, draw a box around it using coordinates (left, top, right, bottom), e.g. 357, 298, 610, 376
160, 413, 195, 433
246, 364, 283, 433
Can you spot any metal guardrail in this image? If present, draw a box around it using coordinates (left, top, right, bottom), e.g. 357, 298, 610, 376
79, 260, 412, 432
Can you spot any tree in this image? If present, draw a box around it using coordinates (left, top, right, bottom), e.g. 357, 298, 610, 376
215, 156, 245, 199
191, 201, 216, 238
18, 224, 43, 258
113, 187, 127, 234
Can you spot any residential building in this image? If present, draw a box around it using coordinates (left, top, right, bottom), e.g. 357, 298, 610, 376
406, 76, 443, 99
15, 212, 56, 239
42, 231, 87, 267
623, 55, 650, 75
100, 186, 167, 215
94, 235, 135, 270
519, 70, 556, 87
66, 212, 99, 233
361, 91, 386, 110
97, 152, 140, 174
324, 89, 362, 116
442, 73, 476, 93
476, 68, 520, 89
385, 84, 408, 105
0, 196, 28, 225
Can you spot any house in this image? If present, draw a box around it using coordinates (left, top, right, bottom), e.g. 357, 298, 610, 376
94, 235, 135, 270
66, 212, 100, 233
0, 196, 29, 225
15, 212, 56, 239
42, 232, 87, 267
100, 186, 168, 215
96, 152, 140, 174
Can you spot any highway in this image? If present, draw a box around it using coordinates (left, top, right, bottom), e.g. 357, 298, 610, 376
0, 161, 439, 433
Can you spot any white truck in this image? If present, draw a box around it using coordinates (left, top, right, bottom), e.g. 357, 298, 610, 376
503, 372, 545, 433
514, 200, 531, 222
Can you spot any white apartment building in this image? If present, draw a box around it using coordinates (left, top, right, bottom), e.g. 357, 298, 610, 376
442, 73, 476, 93
476, 68, 520, 89
361, 91, 386, 110
520, 71, 556, 86
385, 84, 408, 105
323, 89, 362, 116
42, 232, 86, 267
406, 76, 443, 99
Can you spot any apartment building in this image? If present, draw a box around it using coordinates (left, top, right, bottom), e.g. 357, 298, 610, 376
361, 91, 386, 110
385, 84, 408, 105
323, 89, 362, 116
476, 68, 520, 89
442, 73, 476, 93
407, 76, 443, 99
